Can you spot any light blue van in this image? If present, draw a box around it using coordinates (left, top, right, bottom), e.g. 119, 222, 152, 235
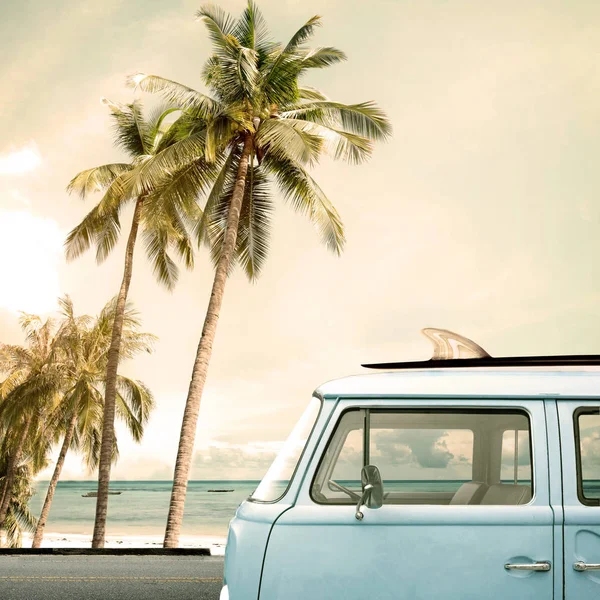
220, 330, 600, 600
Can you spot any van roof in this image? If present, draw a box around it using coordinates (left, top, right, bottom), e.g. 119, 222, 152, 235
315, 368, 600, 400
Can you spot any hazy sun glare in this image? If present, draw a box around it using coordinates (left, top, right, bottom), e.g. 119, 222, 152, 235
0, 142, 42, 176
0, 209, 62, 314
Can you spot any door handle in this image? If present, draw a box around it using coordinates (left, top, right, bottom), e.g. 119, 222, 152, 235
504, 562, 551, 572
574, 561, 600, 572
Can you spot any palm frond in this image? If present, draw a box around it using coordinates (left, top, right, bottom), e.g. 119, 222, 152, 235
64, 168, 138, 263
101, 98, 147, 157
64, 202, 122, 264
298, 87, 329, 101
270, 15, 321, 64
255, 118, 322, 166
118, 330, 157, 359
297, 46, 347, 71
57, 295, 75, 322
260, 16, 321, 102
0, 370, 27, 399
205, 117, 238, 162
131, 132, 210, 197
142, 228, 180, 291
80, 422, 102, 472
204, 156, 272, 279
195, 4, 236, 40
143, 162, 205, 237
66, 164, 131, 200
195, 148, 238, 246
127, 74, 219, 119
237, 47, 260, 99
265, 154, 345, 254
143, 104, 183, 154
234, 0, 273, 56
235, 163, 273, 280
282, 100, 392, 141
116, 376, 154, 442
4, 502, 37, 547
285, 119, 374, 164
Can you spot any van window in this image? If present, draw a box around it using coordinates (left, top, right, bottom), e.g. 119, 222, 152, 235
311, 408, 532, 506
251, 396, 321, 502
575, 408, 600, 505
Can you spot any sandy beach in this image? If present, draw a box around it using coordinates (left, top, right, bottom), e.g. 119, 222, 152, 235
20, 532, 227, 555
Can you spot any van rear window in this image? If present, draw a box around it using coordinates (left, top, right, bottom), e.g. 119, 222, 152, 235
575, 409, 600, 506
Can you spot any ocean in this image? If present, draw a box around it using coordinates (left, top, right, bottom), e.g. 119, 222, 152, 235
29, 480, 260, 539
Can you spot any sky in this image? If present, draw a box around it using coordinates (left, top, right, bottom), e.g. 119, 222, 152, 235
1, 0, 600, 481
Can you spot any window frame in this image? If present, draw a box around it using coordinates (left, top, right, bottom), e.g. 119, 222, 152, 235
310, 406, 534, 506
500, 428, 533, 484
573, 406, 600, 507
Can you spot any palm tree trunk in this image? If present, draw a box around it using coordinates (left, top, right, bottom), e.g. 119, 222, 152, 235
0, 415, 33, 538
91, 197, 144, 548
31, 412, 78, 548
163, 135, 253, 548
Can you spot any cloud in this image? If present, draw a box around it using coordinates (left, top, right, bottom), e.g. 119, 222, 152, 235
191, 443, 278, 479
0, 209, 62, 314
111, 457, 173, 480
328, 428, 473, 480
581, 432, 600, 461
8, 189, 31, 207
374, 429, 456, 469
0, 142, 42, 176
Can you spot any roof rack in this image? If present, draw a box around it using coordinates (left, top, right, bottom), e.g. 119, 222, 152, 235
362, 328, 600, 370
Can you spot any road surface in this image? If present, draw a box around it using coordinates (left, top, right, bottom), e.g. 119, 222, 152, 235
0, 554, 224, 600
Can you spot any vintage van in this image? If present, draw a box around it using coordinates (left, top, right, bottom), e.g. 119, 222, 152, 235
220, 330, 600, 600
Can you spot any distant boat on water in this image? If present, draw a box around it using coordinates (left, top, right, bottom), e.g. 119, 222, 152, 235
207, 489, 234, 493
81, 491, 123, 497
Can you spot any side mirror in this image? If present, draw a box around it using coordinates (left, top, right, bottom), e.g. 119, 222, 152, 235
355, 465, 384, 520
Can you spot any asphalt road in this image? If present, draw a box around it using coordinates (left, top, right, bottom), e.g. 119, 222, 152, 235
0, 554, 224, 600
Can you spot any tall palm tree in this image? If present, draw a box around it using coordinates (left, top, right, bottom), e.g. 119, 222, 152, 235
31, 297, 154, 548
130, 1, 391, 547
65, 101, 209, 547
0, 315, 63, 536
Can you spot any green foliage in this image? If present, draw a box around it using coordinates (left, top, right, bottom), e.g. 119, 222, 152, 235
128, 0, 391, 280
0, 458, 37, 548
48, 296, 155, 469
0, 297, 155, 545
65, 101, 202, 291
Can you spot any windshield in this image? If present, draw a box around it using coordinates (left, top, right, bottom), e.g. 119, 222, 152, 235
250, 396, 321, 502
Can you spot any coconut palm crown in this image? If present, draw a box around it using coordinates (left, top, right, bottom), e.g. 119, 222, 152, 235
65, 100, 201, 289
130, 1, 391, 279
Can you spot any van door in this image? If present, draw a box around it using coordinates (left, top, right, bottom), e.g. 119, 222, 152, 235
558, 401, 600, 599
259, 399, 555, 600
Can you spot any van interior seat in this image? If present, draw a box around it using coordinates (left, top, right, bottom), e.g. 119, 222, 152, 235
480, 484, 532, 505
450, 482, 488, 505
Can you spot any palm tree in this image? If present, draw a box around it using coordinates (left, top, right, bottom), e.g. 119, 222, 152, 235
0, 315, 63, 537
31, 297, 154, 548
129, 1, 391, 547
65, 101, 208, 547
